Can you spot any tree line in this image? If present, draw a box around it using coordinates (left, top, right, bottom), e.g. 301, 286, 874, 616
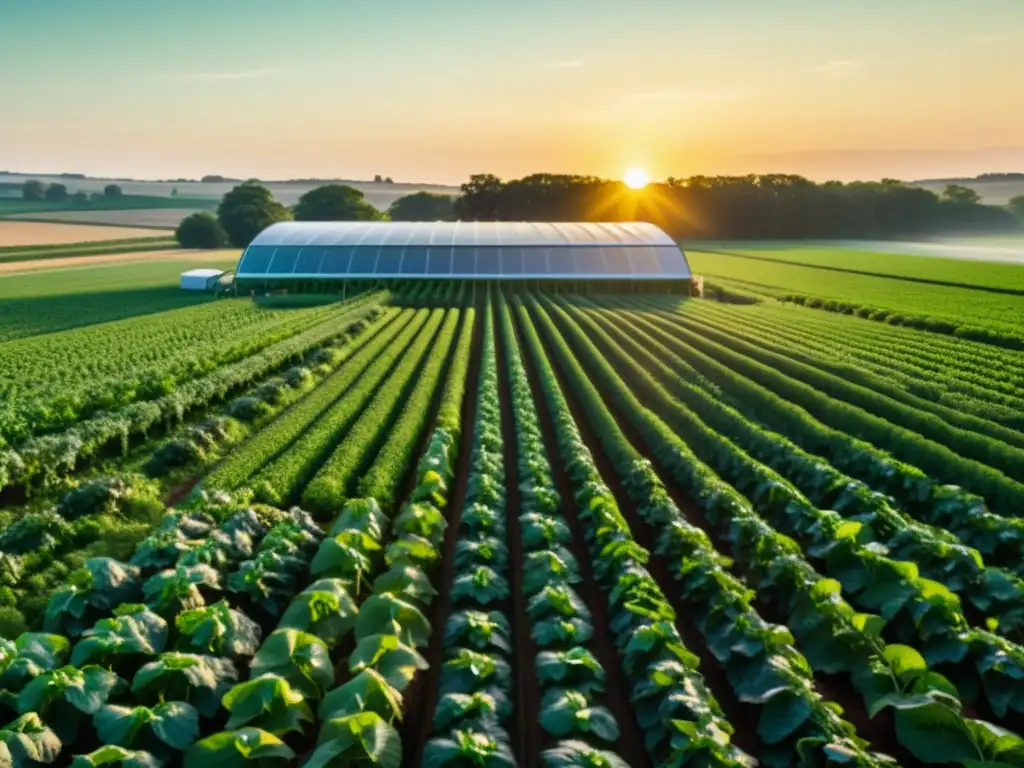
175, 175, 1024, 249
454, 173, 1023, 240
176, 182, 457, 248
21, 179, 123, 203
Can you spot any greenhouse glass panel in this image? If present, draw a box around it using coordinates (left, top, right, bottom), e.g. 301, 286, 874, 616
347, 246, 379, 275
293, 247, 326, 274
547, 247, 576, 275
268, 246, 302, 274
375, 246, 404, 274
426, 247, 453, 275
239, 246, 275, 274
400, 246, 429, 275
475, 247, 502, 276
451, 248, 476, 276
628, 247, 660, 275
319, 247, 353, 275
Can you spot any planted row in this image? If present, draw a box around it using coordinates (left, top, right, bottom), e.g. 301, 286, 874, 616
202, 308, 415, 493
534, 295, 1024, 765
498, 295, 632, 767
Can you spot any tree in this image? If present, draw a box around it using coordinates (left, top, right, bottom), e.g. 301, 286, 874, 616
176, 212, 230, 249
373, 174, 383, 183
216, 181, 290, 248
71, 191, 89, 203
293, 184, 381, 222
171, 187, 179, 197
103, 184, 123, 197
943, 183, 982, 205
22, 180, 46, 200
1009, 194, 1024, 221
44, 183, 68, 202
388, 192, 456, 221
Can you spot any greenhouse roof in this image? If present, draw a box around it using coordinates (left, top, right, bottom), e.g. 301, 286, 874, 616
236, 221, 690, 280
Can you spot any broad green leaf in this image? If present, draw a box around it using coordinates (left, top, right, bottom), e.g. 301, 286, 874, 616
182, 728, 295, 768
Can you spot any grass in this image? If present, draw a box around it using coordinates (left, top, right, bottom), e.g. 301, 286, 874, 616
690, 243, 1024, 293
0, 237, 177, 264
688, 248, 1024, 339
0, 257, 239, 340
0, 194, 215, 216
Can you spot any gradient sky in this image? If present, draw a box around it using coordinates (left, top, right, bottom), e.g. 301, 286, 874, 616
2, 0, 1023, 184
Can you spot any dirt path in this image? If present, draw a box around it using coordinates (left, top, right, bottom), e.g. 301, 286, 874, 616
0, 248, 238, 275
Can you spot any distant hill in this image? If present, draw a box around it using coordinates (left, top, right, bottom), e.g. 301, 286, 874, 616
913, 173, 1024, 205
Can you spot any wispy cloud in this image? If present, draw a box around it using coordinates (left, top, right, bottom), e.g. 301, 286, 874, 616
152, 68, 287, 82
815, 60, 862, 75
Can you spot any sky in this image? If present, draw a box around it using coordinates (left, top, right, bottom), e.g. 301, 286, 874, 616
1, 0, 1023, 185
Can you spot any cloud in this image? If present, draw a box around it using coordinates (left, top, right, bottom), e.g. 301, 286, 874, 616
152, 68, 287, 82
815, 60, 862, 75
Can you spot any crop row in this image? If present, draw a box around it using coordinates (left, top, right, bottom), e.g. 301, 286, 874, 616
678, 300, 1024, 444
299, 307, 453, 515
572, 298, 1024, 641
0, 293, 387, 497
690, 301, 1024, 424
201, 307, 416, 493
498, 294, 637, 767
621, 301, 1024, 542
0, 302, 474, 766
521, 294, 901, 766
247, 306, 438, 510
559, 296, 1024, 721
661, 303, 1024, 485
533, 293, 1024, 765
0, 297, 356, 446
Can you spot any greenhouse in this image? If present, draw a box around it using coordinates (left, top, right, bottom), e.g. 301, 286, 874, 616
234, 221, 691, 291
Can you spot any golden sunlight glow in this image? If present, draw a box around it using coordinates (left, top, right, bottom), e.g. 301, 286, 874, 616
624, 167, 650, 189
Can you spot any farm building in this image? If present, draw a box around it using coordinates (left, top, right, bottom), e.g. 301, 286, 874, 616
180, 268, 226, 291
234, 221, 691, 292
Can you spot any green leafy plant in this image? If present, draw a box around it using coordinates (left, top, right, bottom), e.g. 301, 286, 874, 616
303, 711, 401, 768
536, 649, 605, 696
0, 713, 62, 768
71, 606, 168, 667
183, 727, 295, 768
422, 728, 515, 768
45, 559, 143, 636
175, 601, 261, 660
540, 740, 632, 768
94, 700, 199, 754
70, 745, 162, 768
349, 635, 427, 693
222, 675, 313, 737
249, 629, 333, 699
144, 565, 220, 617
17, 665, 122, 742
354, 593, 431, 648
131, 653, 238, 718
443, 611, 511, 654
318, 669, 403, 724
277, 578, 357, 646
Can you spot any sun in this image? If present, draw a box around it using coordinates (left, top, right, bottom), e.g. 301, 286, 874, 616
624, 167, 650, 190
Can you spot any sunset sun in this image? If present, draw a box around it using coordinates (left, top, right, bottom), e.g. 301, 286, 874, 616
623, 167, 650, 189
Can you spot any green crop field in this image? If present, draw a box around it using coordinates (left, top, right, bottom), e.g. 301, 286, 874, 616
689, 247, 1024, 346
0, 194, 215, 217
1, 256, 1023, 767
0, 257, 240, 340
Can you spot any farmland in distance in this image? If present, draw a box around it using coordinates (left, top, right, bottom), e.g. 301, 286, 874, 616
0, 246, 1022, 767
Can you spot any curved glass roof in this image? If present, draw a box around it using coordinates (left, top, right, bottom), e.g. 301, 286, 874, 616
236, 222, 690, 280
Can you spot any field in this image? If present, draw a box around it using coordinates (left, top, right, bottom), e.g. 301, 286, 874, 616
0, 244, 1023, 768
0, 221, 175, 247
9, 208, 207, 229
689, 244, 1024, 347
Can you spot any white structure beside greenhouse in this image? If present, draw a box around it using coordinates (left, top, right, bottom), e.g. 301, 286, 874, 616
180, 269, 226, 291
